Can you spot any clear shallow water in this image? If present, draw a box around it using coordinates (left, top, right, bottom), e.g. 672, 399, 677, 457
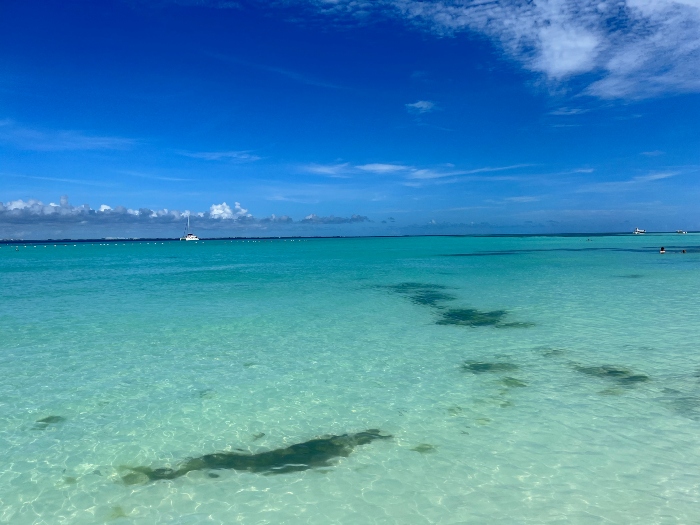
1, 234, 700, 524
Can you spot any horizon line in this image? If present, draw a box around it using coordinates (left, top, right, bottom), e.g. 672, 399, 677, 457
1, 232, 696, 244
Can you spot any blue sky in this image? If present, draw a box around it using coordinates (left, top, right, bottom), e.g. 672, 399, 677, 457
1, 0, 699, 238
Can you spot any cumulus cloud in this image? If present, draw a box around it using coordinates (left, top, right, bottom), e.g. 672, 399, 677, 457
405, 100, 436, 113
279, 0, 700, 99
259, 214, 293, 223
0, 195, 243, 225
0, 195, 372, 235
209, 201, 250, 219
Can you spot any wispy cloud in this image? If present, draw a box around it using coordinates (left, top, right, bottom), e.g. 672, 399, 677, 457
0, 120, 134, 151
261, 64, 344, 89
120, 170, 193, 182
577, 171, 679, 193
209, 53, 343, 89
5, 172, 117, 187
179, 150, 261, 161
300, 160, 532, 185
405, 100, 436, 114
408, 164, 532, 180
303, 163, 351, 178
505, 196, 540, 203
267, 194, 321, 204
549, 107, 589, 116
356, 163, 411, 174
291, 0, 700, 99
641, 150, 664, 157
634, 172, 677, 182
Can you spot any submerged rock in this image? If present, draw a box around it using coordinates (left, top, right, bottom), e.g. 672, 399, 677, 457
436, 308, 534, 328
408, 290, 456, 307
33, 415, 66, 430
387, 282, 448, 293
536, 347, 566, 358
36, 415, 66, 424
410, 443, 437, 454
121, 429, 392, 484
501, 377, 527, 388
437, 308, 507, 327
198, 389, 216, 399
494, 322, 536, 329
384, 283, 456, 307
574, 365, 650, 385
667, 396, 700, 421
384, 283, 533, 327
106, 506, 130, 520
462, 361, 519, 374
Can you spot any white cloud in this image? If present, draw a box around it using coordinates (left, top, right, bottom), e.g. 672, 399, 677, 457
180, 150, 261, 161
356, 163, 410, 173
408, 168, 455, 180
6, 199, 43, 211
408, 164, 531, 179
549, 107, 589, 116
0, 195, 251, 224
209, 201, 249, 219
300, 159, 531, 183
405, 100, 436, 113
0, 121, 134, 151
634, 171, 678, 182
577, 171, 680, 192
0, 194, 373, 235
209, 52, 344, 89
120, 170, 193, 182
505, 196, 540, 203
296, 0, 700, 99
303, 163, 351, 177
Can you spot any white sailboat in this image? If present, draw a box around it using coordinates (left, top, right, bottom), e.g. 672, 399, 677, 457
633, 228, 646, 234
180, 215, 199, 241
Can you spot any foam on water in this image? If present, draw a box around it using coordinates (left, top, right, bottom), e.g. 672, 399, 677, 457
1, 235, 700, 523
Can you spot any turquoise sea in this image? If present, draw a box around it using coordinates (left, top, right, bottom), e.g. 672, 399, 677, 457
1, 234, 700, 524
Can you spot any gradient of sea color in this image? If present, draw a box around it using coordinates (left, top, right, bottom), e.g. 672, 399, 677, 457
2, 234, 700, 524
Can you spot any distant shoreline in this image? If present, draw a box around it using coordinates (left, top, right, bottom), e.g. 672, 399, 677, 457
0, 231, 695, 244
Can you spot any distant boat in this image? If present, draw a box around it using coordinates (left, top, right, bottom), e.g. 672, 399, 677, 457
633, 228, 646, 234
180, 216, 199, 241
676, 230, 687, 234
